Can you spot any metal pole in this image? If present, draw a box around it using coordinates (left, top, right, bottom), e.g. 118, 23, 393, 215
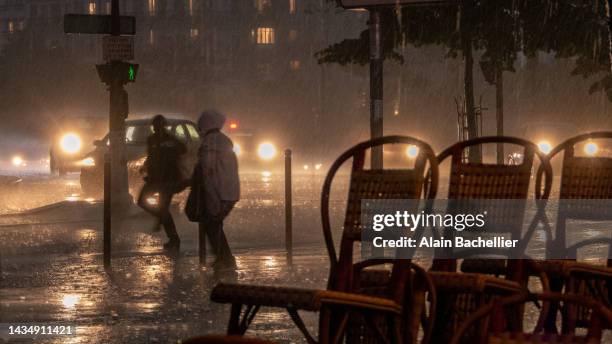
103, 153, 111, 268
285, 149, 293, 264
111, 0, 119, 35
108, 0, 131, 210
369, 8, 383, 169
199, 222, 206, 265
496, 68, 504, 164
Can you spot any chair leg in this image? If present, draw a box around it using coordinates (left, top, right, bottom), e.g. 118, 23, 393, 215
239, 305, 260, 333
362, 311, 391, 344
228, 303, 243, 335
287, 307, 318, 344
227, 304, 261, 335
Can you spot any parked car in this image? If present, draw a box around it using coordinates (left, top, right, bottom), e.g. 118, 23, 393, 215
49, 116, 107, 176
79, 117, 200, 195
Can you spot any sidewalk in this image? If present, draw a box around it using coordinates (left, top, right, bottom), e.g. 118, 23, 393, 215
1, 244, 327, 343
0, 189, 330, 343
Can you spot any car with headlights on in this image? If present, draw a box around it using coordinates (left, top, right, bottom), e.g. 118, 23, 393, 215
49, 116, 107, 176
79, 117, 201, 196
223, 120, 285, 174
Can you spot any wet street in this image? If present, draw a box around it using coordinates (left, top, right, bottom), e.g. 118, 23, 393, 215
0, 172, 610, 343
0, 172, 336, 343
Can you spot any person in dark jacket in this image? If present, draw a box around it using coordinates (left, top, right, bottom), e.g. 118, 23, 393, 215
138, 114, 187, 250
197, 110, 240, 270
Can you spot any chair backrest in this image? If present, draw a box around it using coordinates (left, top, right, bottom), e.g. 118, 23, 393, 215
449, 292, 612, 344
535, 132, 612, 265
320, 136, 439, 295
553, 132, 612, 200
440, 137, 552, 200
432, 137, 552, 275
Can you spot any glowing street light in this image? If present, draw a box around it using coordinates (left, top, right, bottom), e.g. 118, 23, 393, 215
584, 142, 598, 156
537, 140, 552, 154
406, 145, 419, 159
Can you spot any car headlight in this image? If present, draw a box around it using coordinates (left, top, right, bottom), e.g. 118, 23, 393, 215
60, 133, 82, 154
12, 155, 24, 167
80, 157, 95, 167
233, 143, 242, 156
257, 142, 277, 160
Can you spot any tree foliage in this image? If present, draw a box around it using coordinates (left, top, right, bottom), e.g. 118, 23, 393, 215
318, 0, 612, 99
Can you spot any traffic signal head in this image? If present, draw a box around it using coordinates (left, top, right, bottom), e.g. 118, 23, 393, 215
96, 62, 139, 85
127, 64, 138, 82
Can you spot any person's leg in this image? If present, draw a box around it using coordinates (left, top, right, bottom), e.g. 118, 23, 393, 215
203, 218, 220, 257
215, 220, 235, 264
198, 221, 207, 264
159, 190, 180, 247
204, 217, 235, 268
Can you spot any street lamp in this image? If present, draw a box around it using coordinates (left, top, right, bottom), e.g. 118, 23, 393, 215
338, 0, 455, 169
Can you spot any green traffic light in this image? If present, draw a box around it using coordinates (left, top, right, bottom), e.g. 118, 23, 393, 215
128, 65, 135, 81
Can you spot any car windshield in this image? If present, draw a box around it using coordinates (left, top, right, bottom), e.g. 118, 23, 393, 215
126, 125, 153, 143
98, 123, 178, 145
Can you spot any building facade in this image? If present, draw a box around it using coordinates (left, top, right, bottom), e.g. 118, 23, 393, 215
0, 0, 367, 150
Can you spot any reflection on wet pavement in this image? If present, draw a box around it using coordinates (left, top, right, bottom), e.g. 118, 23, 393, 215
0, 174, 610, 342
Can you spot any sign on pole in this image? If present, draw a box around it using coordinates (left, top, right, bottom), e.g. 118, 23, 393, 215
64, 14, 136, 35
103, 36, 134, 61
339, 0, 451, 8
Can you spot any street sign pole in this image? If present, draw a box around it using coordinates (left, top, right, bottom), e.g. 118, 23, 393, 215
369, 8, 383, 169
64, 0, 137, 268
108, 0, 131, 210
104, 0, 132, 266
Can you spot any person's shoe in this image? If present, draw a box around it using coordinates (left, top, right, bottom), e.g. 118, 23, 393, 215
163, 239, 180, 251
213, 257, 237, 271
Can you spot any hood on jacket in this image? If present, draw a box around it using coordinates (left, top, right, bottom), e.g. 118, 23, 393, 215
198, 109, 226, 133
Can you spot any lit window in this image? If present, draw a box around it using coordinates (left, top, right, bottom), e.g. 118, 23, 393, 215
289, 0, 296, 14
8, 21, 14, 33
88, 2, 96, 14
289, 60, 300, 70
256, 27, 275, 45
149, 29, 155, 45
255, 0, 271, 13
288, 29, 298, 42
148, 0, 156, 15
190, 28, 199, 38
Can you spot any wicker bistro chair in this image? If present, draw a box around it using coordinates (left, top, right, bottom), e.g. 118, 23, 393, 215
426, 137, 553, 343
428, 271, 525, 344
211, 136, 440, 344
449, 292, 612, 344
533, 132, 612, 334
429, 136, 553, 281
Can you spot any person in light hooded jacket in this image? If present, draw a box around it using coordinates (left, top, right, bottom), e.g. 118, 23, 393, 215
197, 110, 240, 270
